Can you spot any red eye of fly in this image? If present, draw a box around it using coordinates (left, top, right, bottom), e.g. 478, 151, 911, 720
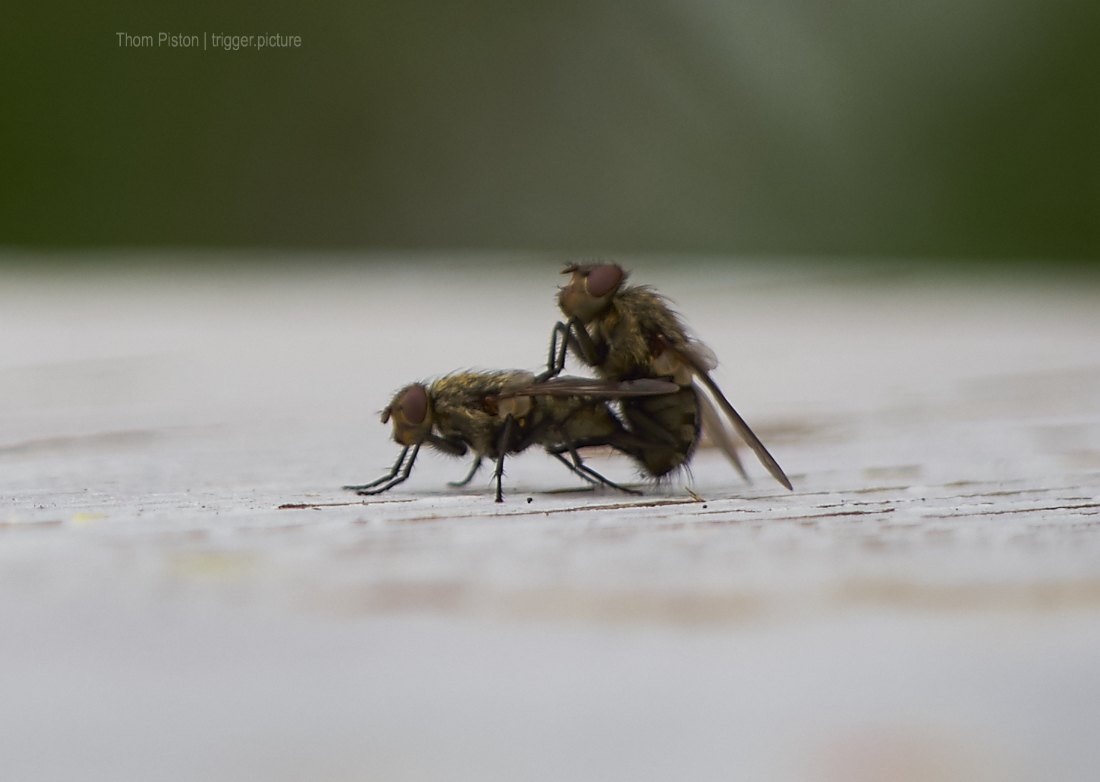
400, 385, 428, 425
585, 264, 623, 298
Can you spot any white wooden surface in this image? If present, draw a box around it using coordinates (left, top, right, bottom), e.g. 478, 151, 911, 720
2, 257, 1099, 781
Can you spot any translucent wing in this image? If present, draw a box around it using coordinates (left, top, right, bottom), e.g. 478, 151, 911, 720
695, 385, 750, 484
498, 376, 680, 399
676, 349, 793, 491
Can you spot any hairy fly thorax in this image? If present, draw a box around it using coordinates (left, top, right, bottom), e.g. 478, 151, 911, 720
428, 372, 535, 456
597, 287, 695, 385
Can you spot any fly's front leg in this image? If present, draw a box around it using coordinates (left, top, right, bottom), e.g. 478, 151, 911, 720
350, 444, 422, 496
566, 317, 606, 367
343, 446, 409, 491
493, 415, 516, 503
535, 321, 572, 382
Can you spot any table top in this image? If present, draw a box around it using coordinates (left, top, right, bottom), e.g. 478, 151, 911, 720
2, 257, 1098, 781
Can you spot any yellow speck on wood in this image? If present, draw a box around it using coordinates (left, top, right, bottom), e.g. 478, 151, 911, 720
168, 551, 256, 581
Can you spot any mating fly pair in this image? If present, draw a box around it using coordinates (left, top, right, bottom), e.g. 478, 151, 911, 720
345, 264, 791, 501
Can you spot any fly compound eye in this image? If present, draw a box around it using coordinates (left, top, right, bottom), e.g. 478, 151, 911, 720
585, 264, 623, 298
400, 384, 428, 425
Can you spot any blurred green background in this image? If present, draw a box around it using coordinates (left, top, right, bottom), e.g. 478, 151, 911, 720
2, 0, 1097, 260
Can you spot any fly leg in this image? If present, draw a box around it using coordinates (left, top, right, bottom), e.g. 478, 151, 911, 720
448, 457, 483, 488
549, 452, 601, 486
549, 440, 642, 496
535, 317, 606, 381
569, 450, 642, 495
346, 444, 421, 496
493, 415, 516, 503
343, 446, 409, 491
535, 321, 572, 382
564, 316, 605, 366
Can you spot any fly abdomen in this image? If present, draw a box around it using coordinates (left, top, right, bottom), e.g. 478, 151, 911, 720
619, 387, 700, 478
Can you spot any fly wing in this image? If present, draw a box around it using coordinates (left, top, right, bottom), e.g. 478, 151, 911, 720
501, 376, 680, 399
695, 384, 750, 484
694, 371, 792, 490
674, 347, 793, 490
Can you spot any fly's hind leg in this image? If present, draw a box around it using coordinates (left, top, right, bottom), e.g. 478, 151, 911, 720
549, 452, 601, 486
448, 457, 483, 488
548, 441, 642, 496
571, 456, 642, 496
